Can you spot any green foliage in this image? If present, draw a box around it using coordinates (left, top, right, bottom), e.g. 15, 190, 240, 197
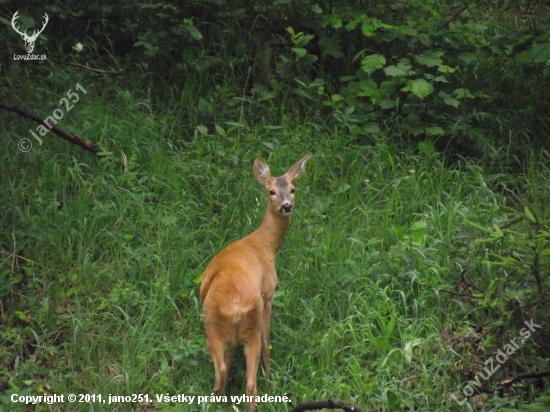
468, 175, 550, 307
1, 0, 550, 411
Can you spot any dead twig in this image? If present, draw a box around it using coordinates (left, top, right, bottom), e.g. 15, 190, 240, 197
439, 289, 476, 299
0, 102, 100, 153
0, 251, 37, 265
48, 56, 122, 75
287, 399, 368, 412
502, 368, 550, 387
437, 4, 469, 32
378, 253, 408, 283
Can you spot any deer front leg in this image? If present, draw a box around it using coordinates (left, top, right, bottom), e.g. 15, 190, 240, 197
261, 298, 273, 380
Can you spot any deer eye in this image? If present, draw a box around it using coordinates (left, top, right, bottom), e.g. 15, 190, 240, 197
290, 188, 295, 194
269, 190, 276, 196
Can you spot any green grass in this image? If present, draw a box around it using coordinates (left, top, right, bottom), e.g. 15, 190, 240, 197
1, 63, 549, 412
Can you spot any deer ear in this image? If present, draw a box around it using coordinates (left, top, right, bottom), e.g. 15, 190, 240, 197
284, 153, 312, 182
253, 158, 272, 186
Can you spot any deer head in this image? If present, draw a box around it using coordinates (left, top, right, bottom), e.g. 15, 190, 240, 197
11, 11, 49, 54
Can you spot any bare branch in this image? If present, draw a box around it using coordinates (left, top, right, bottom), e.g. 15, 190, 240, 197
502, 369, 550, 387
287, 399, 368, 412
437, 4, 469, 32
48, 57, 122, 75
0, 251, 37, 265
439, 289, 476, 299
0, 102, 100, 153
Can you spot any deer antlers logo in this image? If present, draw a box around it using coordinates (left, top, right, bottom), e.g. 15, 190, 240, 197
11, 11, 49, 54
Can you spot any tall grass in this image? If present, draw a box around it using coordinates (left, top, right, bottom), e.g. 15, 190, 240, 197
1, 62, 549, 412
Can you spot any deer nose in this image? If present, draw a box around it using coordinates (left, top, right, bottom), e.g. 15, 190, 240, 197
280, 203, 293, 214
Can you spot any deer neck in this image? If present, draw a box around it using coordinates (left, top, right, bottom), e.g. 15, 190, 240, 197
252, 207, 290, 256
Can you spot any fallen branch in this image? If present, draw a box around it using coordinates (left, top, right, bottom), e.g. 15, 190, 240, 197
48, 55, 122, 75
5, 43, 122, 75
502, 369, 550, 387
437, 4, 469, 32
287, 399, 367, 412
0, 251, 37, 265
439, 289, 476, 299
0, 102, 100, 153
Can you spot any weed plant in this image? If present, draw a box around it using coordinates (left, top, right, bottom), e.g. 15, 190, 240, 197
1, 60, 549, 412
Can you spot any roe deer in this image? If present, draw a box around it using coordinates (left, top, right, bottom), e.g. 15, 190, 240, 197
200, 153, 312, 411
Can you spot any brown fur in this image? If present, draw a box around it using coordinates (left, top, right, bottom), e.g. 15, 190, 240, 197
200, 153, 311, 411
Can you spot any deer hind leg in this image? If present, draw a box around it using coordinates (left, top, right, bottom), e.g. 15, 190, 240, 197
205, 327, 229, 397
243, 332, 261, 412
241, 303, 263, 412
261, 299, 273, 380
224, 342, 236, 382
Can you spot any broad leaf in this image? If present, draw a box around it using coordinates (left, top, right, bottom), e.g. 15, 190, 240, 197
426, 126, 445, 135
345, 19, 360, 31
183, 24, 203, 40
384, 65, 406, 77
361, 54, 386, 75
362, 123, 380, 134
438, 91, 459, 108
292, 48, 307, 58
319, 36, 344, 58
293, 88, 313, 99
398, 26, 417, 36
443, 96, 459, 107
362, 20, 374, 37
196, 125, 208, 135
359, 79, 378, 94
379, 99, 396, 109
418, 33, 430, 45
407, 79, 434, 99
416, 51, 443, 67
458, 52, 477, 64
298, 54, 318, 65
517, 43, 550, 62
295, 34, 315, 47
327, 15, 342, 29
437, 65, 456, 73
379, 80, 397, 95
454, 88, 475, 99
214, 125, 225, 136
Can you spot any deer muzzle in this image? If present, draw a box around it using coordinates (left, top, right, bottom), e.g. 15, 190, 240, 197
280, 203, 293, 214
